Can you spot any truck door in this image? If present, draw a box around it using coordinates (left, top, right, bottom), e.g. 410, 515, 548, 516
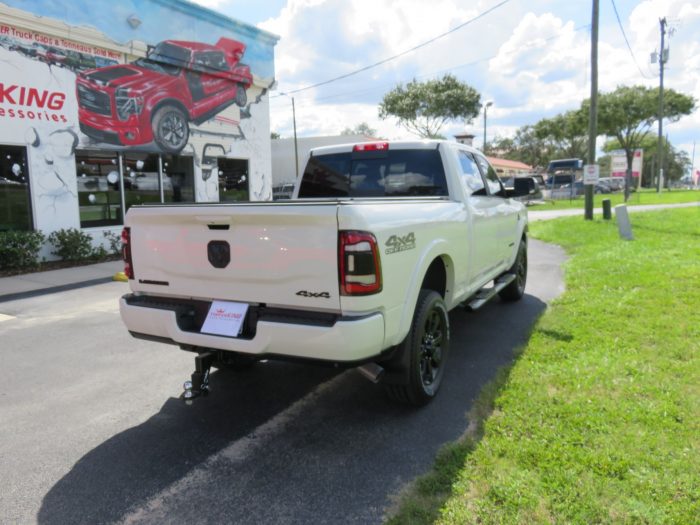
474, 153, 520, 271
190, 51, 230, 112
457, 150, 501, 284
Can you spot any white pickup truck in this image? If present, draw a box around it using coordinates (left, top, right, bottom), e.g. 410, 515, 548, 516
119, 140, 531, 405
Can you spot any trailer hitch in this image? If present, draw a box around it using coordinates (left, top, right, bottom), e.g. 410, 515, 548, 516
182, 351, 216, 401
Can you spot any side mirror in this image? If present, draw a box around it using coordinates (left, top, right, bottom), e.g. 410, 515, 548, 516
509, 177, 533, 197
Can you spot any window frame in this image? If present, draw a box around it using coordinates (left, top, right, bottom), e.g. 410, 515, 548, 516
457, 150, 487, 197
473, 153, 506, 197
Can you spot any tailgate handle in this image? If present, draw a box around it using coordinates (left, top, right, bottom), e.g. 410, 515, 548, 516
208, 224, 230, 230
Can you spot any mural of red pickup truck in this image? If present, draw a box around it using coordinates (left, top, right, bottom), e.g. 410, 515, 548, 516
76, 38, 253, 153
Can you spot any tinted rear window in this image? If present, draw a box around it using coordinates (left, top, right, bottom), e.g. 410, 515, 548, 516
298, 149, 447, 198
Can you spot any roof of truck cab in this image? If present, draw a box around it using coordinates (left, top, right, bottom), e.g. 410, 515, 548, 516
163, 40, 220, 52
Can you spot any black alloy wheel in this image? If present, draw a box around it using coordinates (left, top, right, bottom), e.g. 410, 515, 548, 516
499, 238, 528, 302
384, 289, 450, 406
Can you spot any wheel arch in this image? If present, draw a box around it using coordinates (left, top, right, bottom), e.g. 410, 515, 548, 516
390, 241, 455, 348
151, 98, 191, 123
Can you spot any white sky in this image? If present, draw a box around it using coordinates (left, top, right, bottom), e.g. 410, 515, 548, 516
196, 0, 700, 167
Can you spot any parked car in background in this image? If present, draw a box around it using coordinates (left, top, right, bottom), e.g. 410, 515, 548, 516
598, 177, 625, 192
561, 180, 611, 196
272, 183, 295, 200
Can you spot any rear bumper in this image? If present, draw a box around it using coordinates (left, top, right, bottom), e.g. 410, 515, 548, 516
119, 294, 386, 363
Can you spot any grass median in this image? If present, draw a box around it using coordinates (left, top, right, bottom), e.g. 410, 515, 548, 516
386, 207, 699, 524
529, 188, 699, 210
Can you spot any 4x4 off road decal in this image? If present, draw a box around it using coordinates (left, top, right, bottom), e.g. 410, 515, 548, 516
385, 232, 416, 254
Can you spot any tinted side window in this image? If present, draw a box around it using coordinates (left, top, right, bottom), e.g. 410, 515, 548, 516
457, 151, 486, 195
298, 154, 350, 197
474, 154, 504, 196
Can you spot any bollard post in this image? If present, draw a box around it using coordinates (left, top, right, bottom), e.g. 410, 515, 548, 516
602, 199, 612, 220
614, 204, 634, 240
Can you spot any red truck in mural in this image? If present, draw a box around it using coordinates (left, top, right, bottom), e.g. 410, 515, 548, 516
76, 38, 253, 154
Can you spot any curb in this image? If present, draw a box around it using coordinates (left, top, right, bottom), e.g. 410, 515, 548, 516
0, 277, 116, 304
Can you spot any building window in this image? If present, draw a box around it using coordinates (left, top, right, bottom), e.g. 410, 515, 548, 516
123, 153, 161, 211
0, 145, 32, 231
75, 151, 122, 227
218, 158, 249, 201
162, 155, 194, 203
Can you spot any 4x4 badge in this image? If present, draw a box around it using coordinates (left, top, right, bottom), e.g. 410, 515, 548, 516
296, 290, 330, 299
385, 232, 416, 254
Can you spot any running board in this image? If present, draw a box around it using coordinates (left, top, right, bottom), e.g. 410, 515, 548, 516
465, 274, 516, 311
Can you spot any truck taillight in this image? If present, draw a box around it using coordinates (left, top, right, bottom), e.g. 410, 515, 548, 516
339, 231, 382, 296
121, 227, 134, 279
353, 142, 389, 152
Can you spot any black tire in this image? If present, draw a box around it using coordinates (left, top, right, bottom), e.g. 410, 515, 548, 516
235, 84, 247, 107
151, 105, 189, 154
384, 289, 450, 406
213, 353, 256, 371
499, 238, 527, 302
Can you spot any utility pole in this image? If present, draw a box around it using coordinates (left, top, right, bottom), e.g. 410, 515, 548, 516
656, 17, 667, 192
584, 0, 599, 220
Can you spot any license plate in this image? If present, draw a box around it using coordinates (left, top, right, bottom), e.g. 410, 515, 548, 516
200, 300, 249, 337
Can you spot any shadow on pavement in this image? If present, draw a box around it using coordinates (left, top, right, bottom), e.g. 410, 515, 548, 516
38, 294, 547, 525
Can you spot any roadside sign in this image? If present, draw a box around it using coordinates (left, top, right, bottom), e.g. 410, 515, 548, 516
583, 164, 599, 185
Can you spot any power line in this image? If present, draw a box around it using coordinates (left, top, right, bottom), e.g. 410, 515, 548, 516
270, 23, 591, 109
273, 0, 512, 97
610, 0, 653, 79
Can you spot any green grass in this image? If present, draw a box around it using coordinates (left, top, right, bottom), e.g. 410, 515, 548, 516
530, 188, 699, 210
386, 208, 700, 525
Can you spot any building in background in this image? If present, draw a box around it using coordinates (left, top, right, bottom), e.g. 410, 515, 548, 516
0, 0, 277, 257
271, 135, 374, 194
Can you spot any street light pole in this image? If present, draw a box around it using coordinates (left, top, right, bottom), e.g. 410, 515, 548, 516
291, 96, 299, 179
483, 101, 492, 152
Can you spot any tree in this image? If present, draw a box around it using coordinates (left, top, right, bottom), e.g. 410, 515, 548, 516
270, 131, 281, 139
533, 109, 588, 160
341, 122, 377, 137
488, 125, 554, 170
378, 74, 481, 138
588, 85, 695, 197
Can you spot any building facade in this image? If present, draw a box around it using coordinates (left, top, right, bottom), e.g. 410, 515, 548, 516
0, 0, 277, 257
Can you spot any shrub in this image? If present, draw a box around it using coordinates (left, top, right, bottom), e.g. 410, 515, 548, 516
0, 230, 45, 270
48, 228, 95, 261
103, 230, 122, 256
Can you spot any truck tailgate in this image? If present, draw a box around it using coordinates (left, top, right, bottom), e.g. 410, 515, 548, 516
127, 204, 341, 312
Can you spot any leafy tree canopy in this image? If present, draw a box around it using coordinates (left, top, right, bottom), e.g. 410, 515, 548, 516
379, 74, 481, 138
341, 122, 377, 137
533, 108, 588, 159
585, 85, 694, 166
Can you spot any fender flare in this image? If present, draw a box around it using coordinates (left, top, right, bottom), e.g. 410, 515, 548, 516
390, 238, 455, 347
